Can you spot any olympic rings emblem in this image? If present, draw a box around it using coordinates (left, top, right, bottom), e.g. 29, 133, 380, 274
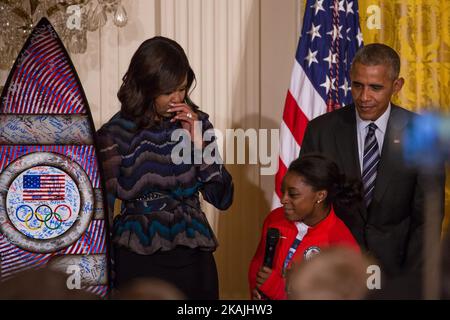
15, 204, 72, 231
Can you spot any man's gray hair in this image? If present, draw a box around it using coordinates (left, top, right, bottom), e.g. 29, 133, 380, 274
351, 43, 401, 79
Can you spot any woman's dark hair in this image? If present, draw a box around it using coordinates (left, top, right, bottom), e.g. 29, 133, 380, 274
287, 153, 362, 211
118, 36, 198, 128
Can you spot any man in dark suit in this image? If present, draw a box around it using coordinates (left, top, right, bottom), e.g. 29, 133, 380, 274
300, 43, 445, 298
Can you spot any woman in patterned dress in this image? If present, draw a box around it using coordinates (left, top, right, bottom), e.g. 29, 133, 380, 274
97, 36, 233, 300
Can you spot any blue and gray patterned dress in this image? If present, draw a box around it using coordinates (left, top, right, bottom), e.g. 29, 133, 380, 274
96, 110, 233, 255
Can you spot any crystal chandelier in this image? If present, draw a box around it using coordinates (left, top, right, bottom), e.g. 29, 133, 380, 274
0, 0, 128, 70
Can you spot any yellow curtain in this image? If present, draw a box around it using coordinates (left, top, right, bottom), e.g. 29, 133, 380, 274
358, 0, 450, 233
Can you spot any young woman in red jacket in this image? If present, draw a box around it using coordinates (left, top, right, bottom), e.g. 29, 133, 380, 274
249, 154, 361, 300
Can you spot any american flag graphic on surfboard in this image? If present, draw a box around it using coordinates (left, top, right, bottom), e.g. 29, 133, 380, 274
22, 174, 66, 201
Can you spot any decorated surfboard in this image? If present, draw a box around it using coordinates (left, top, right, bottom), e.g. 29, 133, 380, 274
0, 18, 109, 297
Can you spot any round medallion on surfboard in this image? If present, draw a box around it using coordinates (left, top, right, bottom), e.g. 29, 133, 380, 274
0, 152, 94, 253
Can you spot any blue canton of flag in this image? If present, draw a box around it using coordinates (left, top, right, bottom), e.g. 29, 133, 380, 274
23, 175, 40, 188
298, 0, 363, 111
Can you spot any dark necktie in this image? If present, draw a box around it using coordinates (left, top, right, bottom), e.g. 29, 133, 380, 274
362, 123, 380, 207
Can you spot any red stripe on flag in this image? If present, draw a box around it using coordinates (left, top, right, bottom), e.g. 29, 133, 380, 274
274, 158, 288, 199
282, 90, 309, 147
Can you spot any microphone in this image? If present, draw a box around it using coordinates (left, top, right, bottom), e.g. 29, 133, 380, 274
257, 228, 280, 300
263, 228, 280, 268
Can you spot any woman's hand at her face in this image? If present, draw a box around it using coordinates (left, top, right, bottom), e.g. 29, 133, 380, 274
168, 103, 203, 149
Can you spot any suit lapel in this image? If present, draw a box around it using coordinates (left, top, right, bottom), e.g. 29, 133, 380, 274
372, 105, 406, 205
334, 105, 368, 221
335, 105, 361, 180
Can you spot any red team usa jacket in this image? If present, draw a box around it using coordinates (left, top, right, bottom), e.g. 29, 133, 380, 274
248, 207, 360, 300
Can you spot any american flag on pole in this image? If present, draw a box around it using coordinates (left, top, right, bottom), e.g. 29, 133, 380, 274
23, 174, 66, 201
272, 0, 363, 209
